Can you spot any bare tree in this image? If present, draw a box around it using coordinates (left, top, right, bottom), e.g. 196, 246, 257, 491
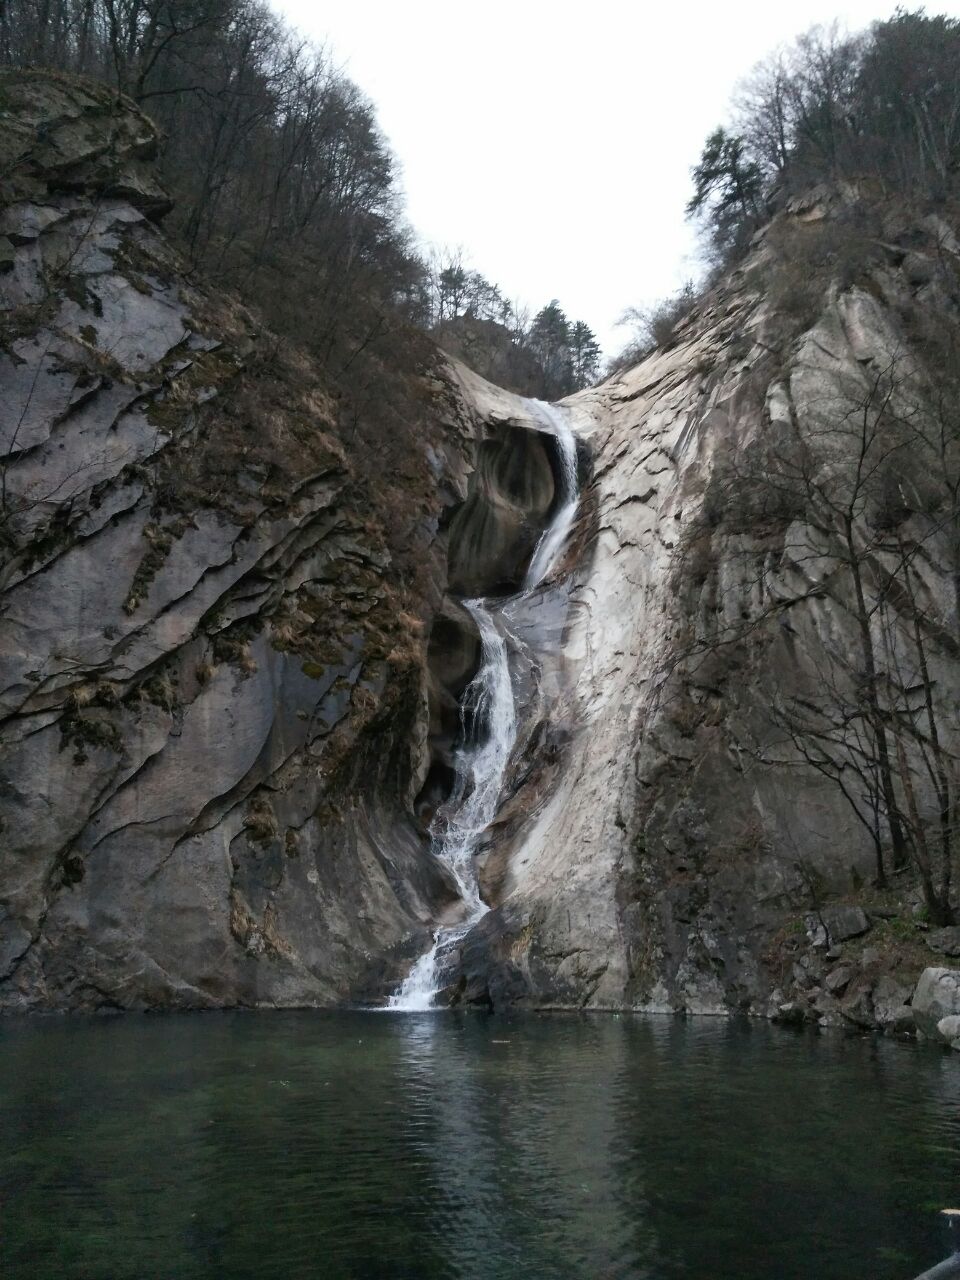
668, 348, 960, 919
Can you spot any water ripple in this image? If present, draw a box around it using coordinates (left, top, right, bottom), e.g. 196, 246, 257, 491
0, 1011, 958, 1279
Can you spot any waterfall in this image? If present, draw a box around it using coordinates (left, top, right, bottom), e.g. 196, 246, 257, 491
388, 401, 579, 1010
523, 400, 580, 590
387, 602, 512, 1010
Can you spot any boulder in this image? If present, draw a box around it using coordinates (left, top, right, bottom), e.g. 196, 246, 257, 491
824, 963, 854, 994
872, 975, 914, 1028
813, 989, 842, 1025
840, 979, 876, 1030
822, 905, 871, 944
804, 914, 828, 948
886, 1006, 917, 1037
927, 927, 960, 959
774, 1000, 807, 1026
912, 968, 960, 1045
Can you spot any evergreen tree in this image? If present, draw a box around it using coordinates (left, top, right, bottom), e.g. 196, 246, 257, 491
686, 127, 764, 249
569, 321, 601, 390
527, 300, 572, 399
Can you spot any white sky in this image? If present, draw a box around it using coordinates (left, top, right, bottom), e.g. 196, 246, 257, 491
274, 0, 960, 357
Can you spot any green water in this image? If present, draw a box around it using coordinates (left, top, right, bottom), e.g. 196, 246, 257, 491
1, 1011, 958, 1279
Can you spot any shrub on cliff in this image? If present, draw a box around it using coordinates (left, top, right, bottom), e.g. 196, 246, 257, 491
607, 283, 700, 372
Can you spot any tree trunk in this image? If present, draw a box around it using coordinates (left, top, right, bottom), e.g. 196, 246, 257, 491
846, 525, 909, 868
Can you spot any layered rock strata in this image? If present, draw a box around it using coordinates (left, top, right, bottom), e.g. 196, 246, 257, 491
0, 72, 461, 1010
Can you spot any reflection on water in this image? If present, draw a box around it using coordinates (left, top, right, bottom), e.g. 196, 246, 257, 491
1, 1011, 958, 1279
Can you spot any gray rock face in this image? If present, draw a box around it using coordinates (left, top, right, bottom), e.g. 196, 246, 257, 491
0, 72, 477, 1011
0, 71, 170, 217
913, 969, 960, 1045
434, 208, 960, 1015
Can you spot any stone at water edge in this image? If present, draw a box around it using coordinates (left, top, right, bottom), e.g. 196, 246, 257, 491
839, 978, 876, 1029
886, 1006, 917, 1037
774, 1000, 807, 1026
912, 968, 960, 1046
872, 975, 915, 1033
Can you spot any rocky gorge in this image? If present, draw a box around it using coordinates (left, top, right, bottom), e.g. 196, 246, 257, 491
2, 70, 960, 1050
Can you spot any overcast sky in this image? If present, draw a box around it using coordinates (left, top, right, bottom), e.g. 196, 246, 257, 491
274, 1, 960, 357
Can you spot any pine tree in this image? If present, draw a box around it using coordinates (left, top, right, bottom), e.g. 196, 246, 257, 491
569, 321, 600, 390
686, 127, 764, 247
527, 300, 572, 399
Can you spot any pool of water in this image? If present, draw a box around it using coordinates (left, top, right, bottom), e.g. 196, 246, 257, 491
1, 1011, 958, 1279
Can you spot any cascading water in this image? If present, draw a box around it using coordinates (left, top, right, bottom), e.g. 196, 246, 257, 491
388, 400, 579, 1010
388, 601, 513, 1010
523, 401, 580, 591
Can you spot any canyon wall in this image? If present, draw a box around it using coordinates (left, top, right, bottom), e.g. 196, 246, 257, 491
3, 73, 959, 1019
452, 203, 960, 1019
0, 72, 463, 1010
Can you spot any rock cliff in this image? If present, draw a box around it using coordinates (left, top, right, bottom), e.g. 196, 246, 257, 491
0, 72, 470, 1010
450, 195, 960, 1023
3, 74, 959, 1021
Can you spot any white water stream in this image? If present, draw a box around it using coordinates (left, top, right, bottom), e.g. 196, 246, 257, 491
389, 400, 579, 1010
523, 401, 580, 592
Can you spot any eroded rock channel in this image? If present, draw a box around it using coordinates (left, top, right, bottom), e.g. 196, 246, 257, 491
394, 400, 588, 1008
